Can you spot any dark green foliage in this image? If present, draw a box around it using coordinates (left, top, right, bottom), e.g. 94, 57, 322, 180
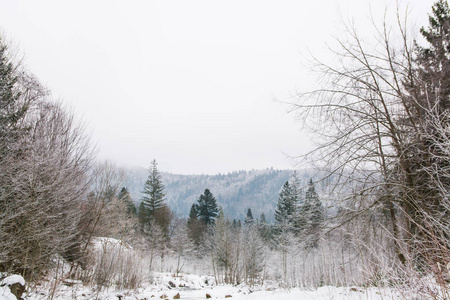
122, 169, 293, 222
195, 189, 219, 225
398, 0, 450, 261
118, 187, 136, 215
274, 181, 296, 225
187, 203, 199, 227
257, 213, 272, 241
244, 208, 254, 226
232, 219, 237, 228
299, 179, 324, 231
290, 171, 302, 208
259, 213, 267, 224
139, 159, 166, 225
418, 0, 450, 106
187, 203, 204, 245
0, 43, 25, 159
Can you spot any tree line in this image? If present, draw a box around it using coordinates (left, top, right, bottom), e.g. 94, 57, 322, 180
130, 161, 326, 285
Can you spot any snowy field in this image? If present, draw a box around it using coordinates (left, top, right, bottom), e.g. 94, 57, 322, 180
21, 272, 400, 300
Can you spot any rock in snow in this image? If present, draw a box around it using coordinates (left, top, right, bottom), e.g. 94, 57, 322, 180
1, 275, 26, 300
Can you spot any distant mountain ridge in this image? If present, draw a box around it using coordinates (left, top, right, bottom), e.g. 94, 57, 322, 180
123, 168, 317, 222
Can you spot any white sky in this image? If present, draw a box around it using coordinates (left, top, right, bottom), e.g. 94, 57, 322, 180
0, 0, 434, 174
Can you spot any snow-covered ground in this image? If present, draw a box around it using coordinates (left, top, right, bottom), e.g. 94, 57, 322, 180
25, 272, 399, 300
16, 237, 403, 299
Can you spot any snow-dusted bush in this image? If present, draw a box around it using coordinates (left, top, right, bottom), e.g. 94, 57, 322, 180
81, 237, 146, 290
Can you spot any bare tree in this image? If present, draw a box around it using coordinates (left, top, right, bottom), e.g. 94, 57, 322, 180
170, 218, 194, 276
291, 1, 450, 280
77, 161, 124, 265
0, 100, 93, 279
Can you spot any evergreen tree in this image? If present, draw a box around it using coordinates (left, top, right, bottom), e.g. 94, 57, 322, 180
140, 159, 166, 224
237, 219, 242, 229
274, 181, 295, 225
232, 219, 238, 229
118, 187, 137, 215
259, 213, 266, 224
187, 203, 204, 245
417, 0, 450, 109
397, 0, 450, 262
289, 171, 304, 234
414, 0, 450, 201
187, 203, 199, 227
244, 208, 254, 226
257, 213, 272, 241
195, 188, 219, 225
138, 201, 150, 227
290, 171, 303, 208
153, 204, 172, 238
0, 40, 34, 160
299, 179, 324, 230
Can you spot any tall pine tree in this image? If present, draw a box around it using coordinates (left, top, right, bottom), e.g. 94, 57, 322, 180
187, 204, 199, 228
139, 159, 166, 226
290, 171, 303, 208
187, 203, 204, 245
195, 189, 219, 226
274, 181, 295, 225
244, 208, 254, 226
299, 179, 323, 231
118, 187, 136, 215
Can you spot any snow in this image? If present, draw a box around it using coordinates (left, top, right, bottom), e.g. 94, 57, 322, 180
24, 272, 400, 300
91, 237, 132, 252
0, 286, 17, 300
1, 274, 25, 286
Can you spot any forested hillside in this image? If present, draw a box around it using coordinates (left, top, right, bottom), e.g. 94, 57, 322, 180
123, 168, 319, 221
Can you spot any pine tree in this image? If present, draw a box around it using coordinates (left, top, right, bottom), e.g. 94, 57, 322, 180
398, 0, 450, 262
290, 171, 303, 208
244, 208, 254, 226
413, 0, 450, 199
257, 213, 272, 241
0, 40, 33, 160
259, 213, 266, 224
289, 171, 304, 234
195, 188, 219, 226
140, 159, 166, 224
118, 187, 137, 215
274, 181, 295, 225
187, 203, 204, 245
237, 219, 242, 229
187, 203, 199, 228
417, 0, 450, 109
232, 219, 238, 229
299, 179, 324, 231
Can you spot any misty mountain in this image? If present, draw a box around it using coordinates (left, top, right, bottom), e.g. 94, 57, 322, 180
123, 168, 320, 222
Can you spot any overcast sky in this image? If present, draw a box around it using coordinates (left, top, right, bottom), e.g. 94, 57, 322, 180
0, 0, 433, 174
